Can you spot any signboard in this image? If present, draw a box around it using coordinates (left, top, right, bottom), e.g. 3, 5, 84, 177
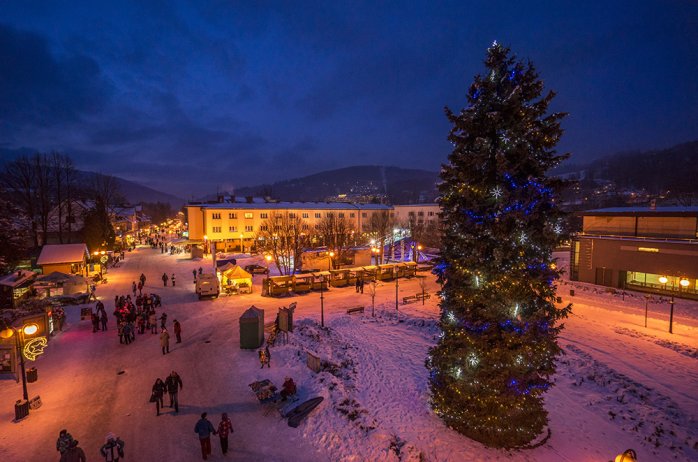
29, 396, 42, 410
100, 255, 109, 264
23, 337, 48, 361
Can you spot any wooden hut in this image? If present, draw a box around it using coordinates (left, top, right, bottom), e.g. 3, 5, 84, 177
310, 271, 330, 291
265, 275, 292, 297
292, 273, 313, 294
377, 264, 396, 281
329, 269, 349, 288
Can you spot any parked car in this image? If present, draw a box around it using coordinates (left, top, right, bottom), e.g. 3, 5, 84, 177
245, 264, 269, 275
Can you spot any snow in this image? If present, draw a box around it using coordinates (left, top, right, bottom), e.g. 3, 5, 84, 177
0, 247, 696, 461
36, 244, 89, 265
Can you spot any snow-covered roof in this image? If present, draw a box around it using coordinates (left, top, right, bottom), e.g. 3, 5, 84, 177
36, 244, 89, 265
0, 270, 37, 288
580, 206, 698, 216
188, 202, 392, 211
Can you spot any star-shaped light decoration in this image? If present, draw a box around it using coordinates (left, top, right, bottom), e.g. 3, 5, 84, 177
491, 186, 503, 200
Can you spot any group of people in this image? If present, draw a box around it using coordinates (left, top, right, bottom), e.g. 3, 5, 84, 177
355, 277, 365, 293
109, 293, 166, 345
57, 429, 125, 462
194, 412, 234, 460
150, 370, 183, 415
161, 272, 175, 287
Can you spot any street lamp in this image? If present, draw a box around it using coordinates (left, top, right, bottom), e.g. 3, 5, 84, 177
328, 251, 335, 271
239, 233, 244, 253
0, 322, 39, 418
320, 273, 326, 327
264, 254, 272, 296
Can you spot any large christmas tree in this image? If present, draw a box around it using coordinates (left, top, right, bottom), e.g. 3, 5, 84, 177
429, 42, 571, 448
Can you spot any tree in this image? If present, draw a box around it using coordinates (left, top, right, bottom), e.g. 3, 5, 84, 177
82, 197, 115, 252
428, 43, 571, 448
50, 152, 77, 243
0, 196, 30, 273
366, 210, 395, 264
316, 213, 355, 268
255, 212, 309, 275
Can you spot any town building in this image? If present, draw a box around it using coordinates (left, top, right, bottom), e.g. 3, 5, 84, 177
392, 204, 440, 227
570, 207, 698, 299
0, 270, 38, 309
36, 244, 90, 277
185, 198, 392, 253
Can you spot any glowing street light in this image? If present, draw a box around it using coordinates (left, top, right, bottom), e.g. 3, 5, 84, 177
679, 278, 690, 288
1, 322, 41, 418
328, 251, 335, 271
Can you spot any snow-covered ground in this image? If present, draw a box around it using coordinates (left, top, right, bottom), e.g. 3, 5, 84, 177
0, 247, 696, 461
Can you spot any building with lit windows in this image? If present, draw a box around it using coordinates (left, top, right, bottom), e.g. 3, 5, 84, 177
570, 207, 698, 299
392, 204, 440, 226
185, 199, 392, 252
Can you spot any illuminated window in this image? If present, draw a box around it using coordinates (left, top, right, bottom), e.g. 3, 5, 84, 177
244, 213, 253, 219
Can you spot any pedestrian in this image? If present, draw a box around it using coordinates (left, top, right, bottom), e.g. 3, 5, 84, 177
360, 278, 364, 294
100, 311, 108, 332
258, 349, 266, 368
194, 412, 217, 460
100, 433, 125, 462
280, 377, 297, 401
137, 281, 143, 295
160, 328, 170, 355
140, 273, 146, 286
174, 319, 182, 343
132, 281, 137, 297
60, 439, 86, 462
171, 273, 176, 287
165, 370, 183, 412
56, 429, 74, 456
355, 277, 360, 293
160, 312, 168, 329
217, 412, 233, 455
151, 378, 165, 416
198, 267, 203, 275
162, 272, 168, 287
192, 269, 197, 283
91, 312, 100, 333
264, 344, 271, 368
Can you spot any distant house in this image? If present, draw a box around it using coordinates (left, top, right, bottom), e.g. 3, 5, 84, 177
36, 244, 90, 277
0, 270, 38, 309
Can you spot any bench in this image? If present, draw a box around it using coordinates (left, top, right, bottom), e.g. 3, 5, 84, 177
402, 295, 417, 305
416, 293, 430, 301
346, 306, 364, 315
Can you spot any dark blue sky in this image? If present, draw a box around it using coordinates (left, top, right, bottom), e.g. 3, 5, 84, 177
2, 1, 697, 198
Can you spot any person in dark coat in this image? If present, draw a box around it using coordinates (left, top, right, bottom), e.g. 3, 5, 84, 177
60, 439, 86, 462
217, 413, 233, 455
165, 370, 183, 412
92, 312, 100, 333
192, 269, 197, 282
56, 429, 74, 455
152, 378, 165, 416
140, 273, 146, 285
100, 433, 124, 462
280, 377, 297, 401
173, 319, 182, 343
100, 311, 108, 331
171, 273, 176, 287
194, 412, 217, 460
355, 277, 360, 293
162, 273, 169, 287
264, 345, 271, 368
160, 328, 170, 355
131, 281, 137, 296
160, 312, 168, 329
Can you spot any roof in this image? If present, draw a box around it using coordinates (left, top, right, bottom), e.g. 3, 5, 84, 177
578, 207, 698, 217
0, 270, 37, 288
187, 202, 392, 211
37, 244, 89, 266
240, 305, 264, 318
221, 265, 252, 280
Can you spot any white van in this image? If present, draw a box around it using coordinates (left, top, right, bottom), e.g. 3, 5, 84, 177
196, 273, 220, 299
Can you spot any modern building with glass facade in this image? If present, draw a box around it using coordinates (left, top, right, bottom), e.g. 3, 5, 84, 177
570, 207, 698, 299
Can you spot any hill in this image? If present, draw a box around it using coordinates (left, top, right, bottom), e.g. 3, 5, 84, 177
231, 166, 439, 204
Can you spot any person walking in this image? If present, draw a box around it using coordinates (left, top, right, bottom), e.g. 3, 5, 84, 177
217, 413, 233, 455
100, 433, 125, 462
149, 311, 158, 334
264, 345, 271, 368
165, 370, 183, 412
360, 278, 365, 294
60, 439, 86, 462
162, 272, 169, 287
171, 273, 176, 287
151, 378, 166, 416
132, 281, 137, 297
198, 267, 203, 275
258, 348, 267, 369
100, 310, 108, 332
160, 328, 170, 355
160, 312, 168, 329
140, 273, 146, 286
355, 277, 360, 293
192, 269, 197, 283
173, 319, 182, 343
194, 412, 217, 460
56, 429, 74, 456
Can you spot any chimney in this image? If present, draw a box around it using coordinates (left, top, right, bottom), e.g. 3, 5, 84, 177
245, 196, 253, 204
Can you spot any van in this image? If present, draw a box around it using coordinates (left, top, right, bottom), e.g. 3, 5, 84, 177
196, 273, 220, 299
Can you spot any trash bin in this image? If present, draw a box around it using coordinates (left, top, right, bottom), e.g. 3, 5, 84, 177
14, 400, 29, 420
569, 289, 575, 296
239, 306, 264, 349
26, 367, 38, 383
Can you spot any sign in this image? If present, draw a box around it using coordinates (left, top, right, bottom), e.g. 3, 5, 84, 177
100, 255, 109, 264
23, 337, 48, 361
29, 396, 42, 410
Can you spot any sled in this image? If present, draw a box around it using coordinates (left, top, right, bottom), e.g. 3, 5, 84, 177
285, 396, 324, 428
249, 379, 278, 404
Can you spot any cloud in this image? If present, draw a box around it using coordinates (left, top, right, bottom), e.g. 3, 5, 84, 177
0, 23, 112, 128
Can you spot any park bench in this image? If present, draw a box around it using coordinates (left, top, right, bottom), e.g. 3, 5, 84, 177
346, 306, 365, 315
415, 293, 431, 301
402, 295, 418, 305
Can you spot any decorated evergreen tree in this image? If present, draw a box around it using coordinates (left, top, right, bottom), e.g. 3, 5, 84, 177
428, 42, 572, 448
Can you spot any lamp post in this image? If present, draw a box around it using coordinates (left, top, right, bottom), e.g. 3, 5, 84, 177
264, 254, 272, 296
394, 266, 399, 316
320, 274, 325, 327
1, 322, 38, 418
328, 251, 334, 271
239, 233, 244, 253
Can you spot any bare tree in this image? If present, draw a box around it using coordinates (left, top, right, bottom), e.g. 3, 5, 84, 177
316, 213, 355, 269
33, 154, 53, 246
90, 173, 125, 210
3, 156, 39, 246
50, 152, 77, 243
255, 212, 309, 275
367, 210, 395, 264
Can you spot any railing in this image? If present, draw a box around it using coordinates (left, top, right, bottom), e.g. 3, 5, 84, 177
575, 233, 698, 245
